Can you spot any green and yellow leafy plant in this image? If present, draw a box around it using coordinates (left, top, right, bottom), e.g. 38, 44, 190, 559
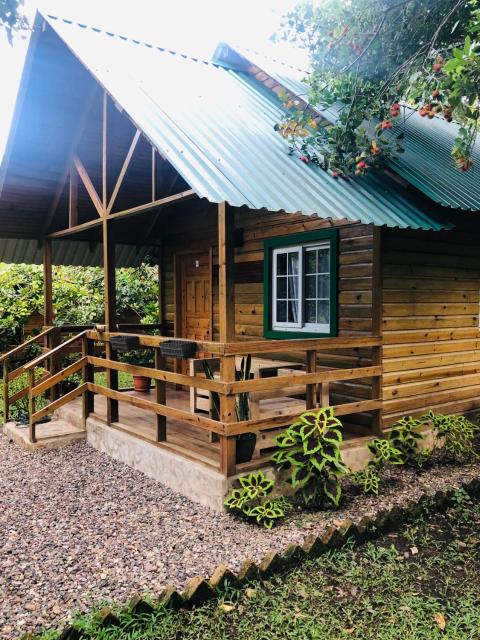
224, 471, 289, 529
271, 407, 348, 507
422, 410, 479, 461
352, 437, 403, 496
388, 416, 425, 468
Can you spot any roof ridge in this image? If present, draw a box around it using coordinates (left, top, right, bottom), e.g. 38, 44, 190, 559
228, 43, 309, 75
43, 13, 215, 66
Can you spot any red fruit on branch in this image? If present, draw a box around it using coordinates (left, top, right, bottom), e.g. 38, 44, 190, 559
300, 155, 310, 163
432, 89, 440, 98
380, 119, 393, 130
433, 56, 444, 73
357, 160, 367, 169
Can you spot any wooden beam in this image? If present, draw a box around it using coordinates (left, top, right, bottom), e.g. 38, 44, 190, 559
40, 86, 98, 235
43, 239, 53, 326
68, 167, 78, 228
218, 202, 235, 343
47, 189, 196, 239
109, 188, 195, 222
106, 129, 141, 214
73, 155, 104, 217
151, 146, 156, 202
102, 91, 108, 210
219, 355, 237, 476
103, 217, 118, 423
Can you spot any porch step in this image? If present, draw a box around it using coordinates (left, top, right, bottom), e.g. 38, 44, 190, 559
3, 418, 85, 452
54, 401, 84, 430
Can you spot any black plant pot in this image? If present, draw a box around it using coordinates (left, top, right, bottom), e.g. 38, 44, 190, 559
236, 432, 257, 464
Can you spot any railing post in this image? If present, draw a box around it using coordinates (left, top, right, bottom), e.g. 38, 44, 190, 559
3, 356, 9, 424
28, 368, 36, 443
48, 327, 61, 402
219, 355, 236, 476
306, 350, 317, 409
82, 335, 94, 427
154, 347, 166, 442
371, 343, 383, 435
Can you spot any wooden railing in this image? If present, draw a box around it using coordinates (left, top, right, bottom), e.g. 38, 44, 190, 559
3, 327, 382, 471
83, 331, 383, 477
1, 326, 57, 424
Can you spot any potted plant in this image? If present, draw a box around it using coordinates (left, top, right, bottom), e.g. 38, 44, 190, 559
203, 355, 257, 463
119, 348, 154, 392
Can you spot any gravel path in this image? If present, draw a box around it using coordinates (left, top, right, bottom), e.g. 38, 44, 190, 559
1, 432, 479, 638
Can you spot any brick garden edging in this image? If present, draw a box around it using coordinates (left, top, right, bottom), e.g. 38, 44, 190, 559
32, 477, 480, 640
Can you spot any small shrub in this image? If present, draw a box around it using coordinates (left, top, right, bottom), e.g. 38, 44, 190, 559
352, 437, 403, 495
271, 407, 348, 507
388, 416, 425, 467
224, 471, 289, 529
422, 410, 479, 461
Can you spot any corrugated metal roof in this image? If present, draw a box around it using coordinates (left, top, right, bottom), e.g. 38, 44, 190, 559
0, 239, 152, 267
226, 44, 480, 212
40, 14, 452, 231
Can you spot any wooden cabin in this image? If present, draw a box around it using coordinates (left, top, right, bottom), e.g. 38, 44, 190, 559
1, 12, 480, 508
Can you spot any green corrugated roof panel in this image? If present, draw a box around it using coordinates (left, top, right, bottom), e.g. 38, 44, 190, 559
224, 43, 480, 212
3, 14, 454, 234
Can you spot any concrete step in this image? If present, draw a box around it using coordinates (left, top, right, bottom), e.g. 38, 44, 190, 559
54, 401, 84, 430
3, 418, 85, 451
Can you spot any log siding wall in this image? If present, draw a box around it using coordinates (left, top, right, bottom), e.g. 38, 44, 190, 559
381, 229, 480, 425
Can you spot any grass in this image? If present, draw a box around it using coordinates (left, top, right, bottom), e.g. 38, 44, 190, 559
38, 488, 480, 640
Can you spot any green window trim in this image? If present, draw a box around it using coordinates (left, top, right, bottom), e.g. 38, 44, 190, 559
263, 229, 338, 339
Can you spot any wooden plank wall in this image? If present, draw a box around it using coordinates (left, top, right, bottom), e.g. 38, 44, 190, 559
382, 228, 480, 424
160, 203, 378, 426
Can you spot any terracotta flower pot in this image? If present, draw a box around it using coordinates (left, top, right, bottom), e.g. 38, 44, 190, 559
133, 375, 151, 392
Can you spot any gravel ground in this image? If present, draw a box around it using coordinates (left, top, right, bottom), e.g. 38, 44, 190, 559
1, 433, 479, 638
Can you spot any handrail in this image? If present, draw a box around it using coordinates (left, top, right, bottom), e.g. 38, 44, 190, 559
0, 326, 55, 364
24, 330, 88, 371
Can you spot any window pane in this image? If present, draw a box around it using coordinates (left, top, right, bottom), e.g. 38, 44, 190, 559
305, 300, 316, 323
305, 249, 317, 274
305, 274, 316, 298
276, 252, 287, 275
287, 252, 299, 275
317, 275, 330, 298
318, 248, 330, 272
277, 276, 287, 299
276, 301, 287, 322
288, 299, 299, 323
287, 275, 299, 299
317, 300, 329, 324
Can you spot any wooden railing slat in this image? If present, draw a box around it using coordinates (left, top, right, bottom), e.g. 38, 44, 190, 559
24, 330, 88, 371
88, 356, 226, 394
87, 383, 226, 435
31, 358, 86, 398
32, 383, 87, 423
0, 326, 55, 364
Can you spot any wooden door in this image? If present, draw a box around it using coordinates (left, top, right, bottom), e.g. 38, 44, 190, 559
178, 252, 212, 343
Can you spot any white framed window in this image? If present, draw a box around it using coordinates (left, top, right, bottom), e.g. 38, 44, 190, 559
271, 240, 331, 334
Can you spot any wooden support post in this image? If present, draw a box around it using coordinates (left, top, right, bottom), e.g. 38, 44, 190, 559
43, 239, 53, 327
319, 382, 330, 408
49, 327, 61, 402
219, 355, 237, 476
306, 350, 317, 409
82, 335, 95, 426
154, 348, 167, 441
371, 226, 383, 434
371, 344, 383, 435
28, 368, 36, 443
103, 218, 118, 423
157, 247, 163, 334
3, 356, 9, 424
102, 90, 108, 211
151, 146, 156, 202
218, 202, 235, 343
69, 167, 78, 228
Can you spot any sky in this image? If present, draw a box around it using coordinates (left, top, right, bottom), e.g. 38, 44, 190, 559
0, 0, 309, 161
